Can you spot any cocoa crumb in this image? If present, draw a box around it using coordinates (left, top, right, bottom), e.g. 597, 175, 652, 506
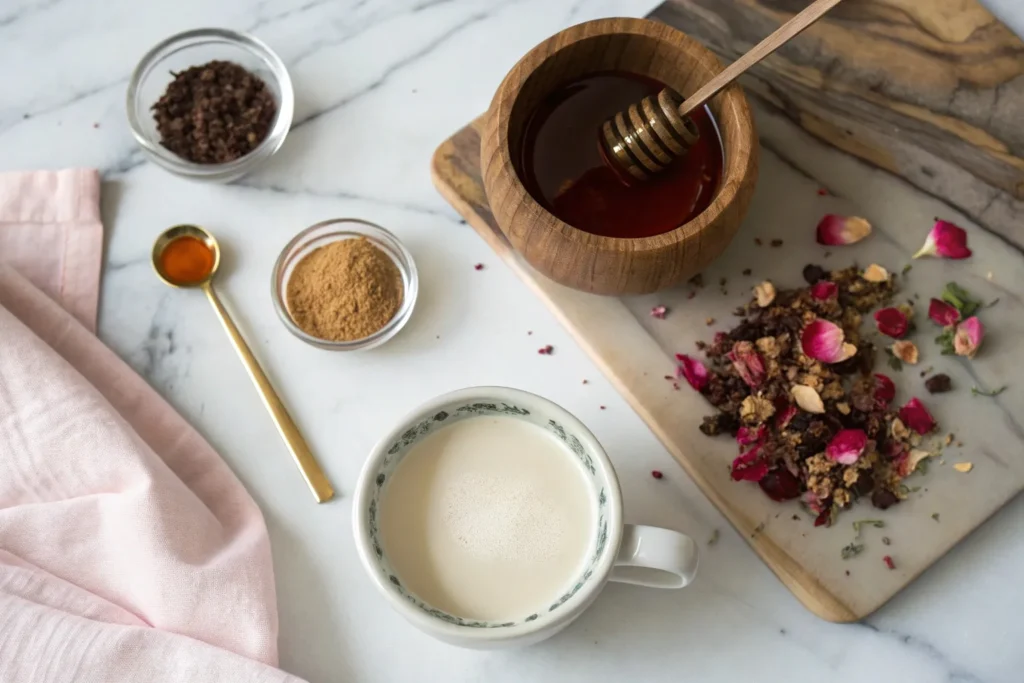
925, 374, 952, 394
755, 238, 763, 246
770, 239, 784, 247
742, 268, 752, 276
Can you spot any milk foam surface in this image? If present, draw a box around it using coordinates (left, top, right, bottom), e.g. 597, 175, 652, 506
379, 416, 594, 621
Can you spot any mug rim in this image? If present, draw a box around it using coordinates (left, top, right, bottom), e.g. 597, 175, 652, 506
352, 386, 625, 644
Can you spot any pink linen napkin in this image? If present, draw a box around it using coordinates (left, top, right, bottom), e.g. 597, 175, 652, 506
0, 170, 305, 683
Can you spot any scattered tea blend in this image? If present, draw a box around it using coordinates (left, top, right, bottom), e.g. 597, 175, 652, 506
677, 265, 944, 528
519, 72, 722, 239
152, 60, 277, 164
286, 237, 403, 341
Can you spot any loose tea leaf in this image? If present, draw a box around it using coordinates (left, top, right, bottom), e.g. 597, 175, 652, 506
152, 60, 277, 164
971, 385, 1007, 397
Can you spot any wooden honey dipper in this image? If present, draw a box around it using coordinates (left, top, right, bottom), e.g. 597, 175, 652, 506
601, 0, 843, 181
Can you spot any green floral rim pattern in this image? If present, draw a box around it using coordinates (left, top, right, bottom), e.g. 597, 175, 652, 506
367, 402, 609, 629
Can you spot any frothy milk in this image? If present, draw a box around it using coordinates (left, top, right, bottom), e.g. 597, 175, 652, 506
379, 416, 594, 621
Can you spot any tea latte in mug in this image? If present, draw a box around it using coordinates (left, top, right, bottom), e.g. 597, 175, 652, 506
378, 415, 594, 621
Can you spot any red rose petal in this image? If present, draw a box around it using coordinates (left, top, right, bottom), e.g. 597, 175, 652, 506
675, 354, 710, 391
928, 298, 961, 327
759, 469, 802, 501
914, 220, 972, 259
737, 424, 767, 447
898, 398, 936, 435
775, 404, 798, 430
811, 281, 838, 300
874, 307, 909, 339
873, 373, 896, 407
731, 447, 769, 482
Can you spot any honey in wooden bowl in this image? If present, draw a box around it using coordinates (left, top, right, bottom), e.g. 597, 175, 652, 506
520, 72, 723, 239
480, 17, 758, 296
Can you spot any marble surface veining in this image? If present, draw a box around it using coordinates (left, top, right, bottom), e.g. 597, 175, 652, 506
1, 1, 1022, 682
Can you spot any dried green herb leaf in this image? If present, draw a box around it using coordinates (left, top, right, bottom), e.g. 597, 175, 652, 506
852, 519, 885, 538
841, 542, 865, 560
708, 529, 720, 546
971, 385, 1007, 397
941, 282, 981, 317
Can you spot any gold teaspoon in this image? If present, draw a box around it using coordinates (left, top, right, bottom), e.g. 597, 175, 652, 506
152, 224, 334, 503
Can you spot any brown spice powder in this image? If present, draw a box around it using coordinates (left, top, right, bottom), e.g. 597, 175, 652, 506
286, 237, 403, 341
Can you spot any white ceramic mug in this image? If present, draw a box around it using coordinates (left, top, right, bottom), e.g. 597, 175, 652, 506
352, 387, 699, 648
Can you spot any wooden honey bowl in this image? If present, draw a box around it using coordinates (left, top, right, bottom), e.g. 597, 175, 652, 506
480, 18, 759, 295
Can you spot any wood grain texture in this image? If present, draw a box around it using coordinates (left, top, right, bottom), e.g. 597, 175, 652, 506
649, 0, 1024, 250
480, 18, 758, 296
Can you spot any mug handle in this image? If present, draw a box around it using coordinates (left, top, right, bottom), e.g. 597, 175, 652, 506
609, 524, 699, 589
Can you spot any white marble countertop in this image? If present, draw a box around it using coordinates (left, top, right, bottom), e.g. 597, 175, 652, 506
3, 0, 1023, 681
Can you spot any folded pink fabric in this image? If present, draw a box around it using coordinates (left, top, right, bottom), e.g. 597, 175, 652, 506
0, 170, 304, 682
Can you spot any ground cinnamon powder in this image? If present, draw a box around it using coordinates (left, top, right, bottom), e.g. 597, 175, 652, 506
286, 237, 403, 341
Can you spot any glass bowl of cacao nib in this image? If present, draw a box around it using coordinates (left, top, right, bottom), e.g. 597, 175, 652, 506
127, 28, 294, 183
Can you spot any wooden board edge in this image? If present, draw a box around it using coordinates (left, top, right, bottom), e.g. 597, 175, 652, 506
431, 123, 866, 622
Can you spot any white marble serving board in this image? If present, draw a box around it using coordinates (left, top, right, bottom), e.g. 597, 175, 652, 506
432, 102, 1024, 621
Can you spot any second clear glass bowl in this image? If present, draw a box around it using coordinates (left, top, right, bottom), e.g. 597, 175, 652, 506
126, 28, 294, 183
272, 219, 419, 351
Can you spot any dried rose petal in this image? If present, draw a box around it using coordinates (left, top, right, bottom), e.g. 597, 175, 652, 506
810, 280, 838, 300
731, 447, 768, 482
759, 469, 802, 501
898, 398, 936, 435
873, 308, 908, 338
675, 354, 709, 391
737, 424, 767, 447
728, 341, 766, 388
651, 305, 667, 319
826, 429, 868, 465
801, 319, 856, 363
870, 374, 895, 408
953, 316, 984, 358
861, 264, 889, 283
816, 214, 872, 246
883, 555, 895, 570
792, 384, 825, 414
775, 404, 798, 430
928, 298, 960, 327
802, 491, 825, 514
913, 220, 972, 260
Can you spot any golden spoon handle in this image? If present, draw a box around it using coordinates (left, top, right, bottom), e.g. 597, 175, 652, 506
677, 0, 843, 118
202, 282, 335, 503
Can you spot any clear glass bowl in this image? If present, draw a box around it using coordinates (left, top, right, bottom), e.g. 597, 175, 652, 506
126, 28, 294, 183
272, 219, 419, 351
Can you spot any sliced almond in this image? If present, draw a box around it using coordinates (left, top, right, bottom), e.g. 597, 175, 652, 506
862, 264, 889, 283
891, 340, 919, 365
754, 280, 776, 308
792, 384, 825, 414
953, 462, 974, 473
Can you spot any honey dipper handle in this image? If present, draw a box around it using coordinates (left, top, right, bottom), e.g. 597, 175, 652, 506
676, 0, 843, 118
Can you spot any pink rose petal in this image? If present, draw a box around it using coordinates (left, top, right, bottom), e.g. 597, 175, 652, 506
811, 281, 838, 300
873, 373, 896, 407
896, 449, 934, 477
953, 316, 984, 358
727, 341, 766, 388
874, 307, 909, 339
802, 491, 825, 514
801, 319, 857, 363
675, 354, 709, 391
816, 214, 872, 246
731, 446, 768, 482
651, 305, 667, 319
928, 298, 961, 327
913, 220, 972, 259
898, 398, 936, 435
826, 429, 868, 465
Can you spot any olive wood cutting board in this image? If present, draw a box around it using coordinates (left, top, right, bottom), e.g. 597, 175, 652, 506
431, 0, 1024, 622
